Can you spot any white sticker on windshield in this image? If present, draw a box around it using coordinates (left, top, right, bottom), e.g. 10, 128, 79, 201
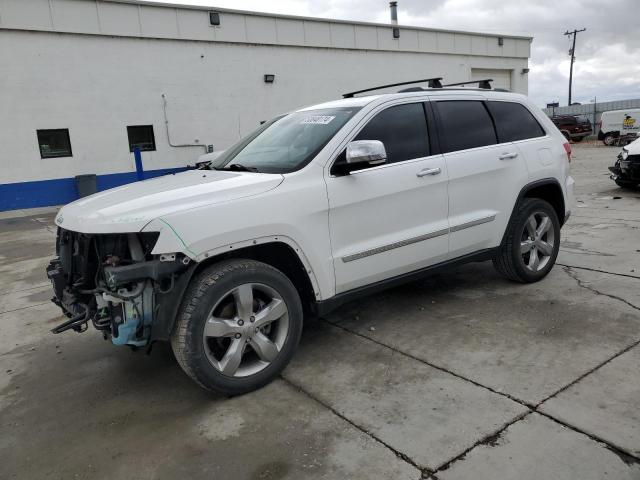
301, 115, 336, 125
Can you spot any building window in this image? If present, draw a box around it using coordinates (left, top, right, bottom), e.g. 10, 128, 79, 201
127, 125, 156, 152
37, 129, 72, 159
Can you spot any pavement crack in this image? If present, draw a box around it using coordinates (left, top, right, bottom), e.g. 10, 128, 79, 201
536, 336, 640, 407
558, 263, 640, 281
322, 318, 536, 410
280, 375, 429, 475
0, 301, 51, 315
0, 282, 49, 295
30, 216, 56, 234
321, 317, 640, 470
535, 410, 640, 465
570, 214, 640, 223
433, 411, 532, 473
562, 265, 640, 311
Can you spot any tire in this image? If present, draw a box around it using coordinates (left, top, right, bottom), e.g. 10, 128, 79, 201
171, 259, 303, 396
561, 131, 570, 141
603, 134, 616, 146
615, 179, 639, 190
493, 198, 561, 283
572, 136, 584, 142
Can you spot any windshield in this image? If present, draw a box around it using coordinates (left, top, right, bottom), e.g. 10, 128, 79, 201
209, 107, 361, 173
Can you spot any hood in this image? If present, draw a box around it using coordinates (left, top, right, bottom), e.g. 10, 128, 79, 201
55, 169, 283, 233
623, 137, 640, 156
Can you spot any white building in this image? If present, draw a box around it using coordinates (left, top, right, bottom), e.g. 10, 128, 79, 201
0, 0, 532, 210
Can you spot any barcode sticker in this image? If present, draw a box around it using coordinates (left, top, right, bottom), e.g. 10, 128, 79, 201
301, 115, 335, 125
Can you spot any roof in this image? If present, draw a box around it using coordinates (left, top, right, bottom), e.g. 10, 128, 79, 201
299, 88, 526, 111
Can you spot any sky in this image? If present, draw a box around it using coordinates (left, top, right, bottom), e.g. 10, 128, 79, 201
144, 0, 640, 107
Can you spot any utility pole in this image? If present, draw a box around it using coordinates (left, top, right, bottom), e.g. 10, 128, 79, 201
564, 28, 586, 106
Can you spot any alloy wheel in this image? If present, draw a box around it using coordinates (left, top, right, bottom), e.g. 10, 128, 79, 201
202, 283, 289, 377
520, 212, 555, 272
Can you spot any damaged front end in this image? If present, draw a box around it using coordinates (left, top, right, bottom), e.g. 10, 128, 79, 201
609, 149, 640, 184
47, 228, 189, 348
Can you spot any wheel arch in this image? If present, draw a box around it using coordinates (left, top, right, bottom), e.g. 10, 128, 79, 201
151, 240, 319, 343
501, 179, 566, 248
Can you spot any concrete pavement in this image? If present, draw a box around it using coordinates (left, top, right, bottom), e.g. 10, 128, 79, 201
1, 143, 639, 479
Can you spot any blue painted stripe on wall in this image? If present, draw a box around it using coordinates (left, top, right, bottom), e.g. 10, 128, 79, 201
0, 167, 187, 211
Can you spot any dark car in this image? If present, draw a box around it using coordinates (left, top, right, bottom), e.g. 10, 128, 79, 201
551, 115, 592, 142
609, 139, 640, 189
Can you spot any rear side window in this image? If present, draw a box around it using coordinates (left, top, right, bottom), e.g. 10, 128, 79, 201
436, 101, 497, 153
355, 103, 429, 163
489, 102, 546, 142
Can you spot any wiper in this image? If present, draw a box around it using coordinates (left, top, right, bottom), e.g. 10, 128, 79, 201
222, 163, 260, 172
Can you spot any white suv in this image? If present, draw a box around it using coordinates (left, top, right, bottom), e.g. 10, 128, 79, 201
47, 87, 574, 395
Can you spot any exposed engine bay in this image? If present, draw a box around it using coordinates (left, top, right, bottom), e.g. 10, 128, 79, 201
47, 228, 189, 347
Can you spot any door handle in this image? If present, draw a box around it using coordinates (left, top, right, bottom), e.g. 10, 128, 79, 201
498, 152, 519, 160
417, 167, 442, 177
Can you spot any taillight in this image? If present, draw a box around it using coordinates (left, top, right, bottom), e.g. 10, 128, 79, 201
563, 142, 572, 163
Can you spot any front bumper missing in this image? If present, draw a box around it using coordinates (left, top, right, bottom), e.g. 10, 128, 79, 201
48, 251, 188, 346
47, 259, 89, 333
610, 162, 640, 183
612, 151, 640, 181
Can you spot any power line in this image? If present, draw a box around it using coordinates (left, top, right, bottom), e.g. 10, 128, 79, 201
564, 28, 586, 106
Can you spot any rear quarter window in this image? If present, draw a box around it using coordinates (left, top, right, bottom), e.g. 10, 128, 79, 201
489, 102, 546, 142
435, 100, 497, 153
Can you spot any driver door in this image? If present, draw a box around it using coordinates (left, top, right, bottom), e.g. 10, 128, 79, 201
325, 101, 449, 294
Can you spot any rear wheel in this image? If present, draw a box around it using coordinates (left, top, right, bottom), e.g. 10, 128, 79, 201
171, 259, 303, 395
493, 198, 561, 283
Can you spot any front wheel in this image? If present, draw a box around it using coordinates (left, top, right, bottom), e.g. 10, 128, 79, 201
603, 134, 616, 146
171, 259, 303, 395
493, 198, 561, 283
615, 178, 639, 190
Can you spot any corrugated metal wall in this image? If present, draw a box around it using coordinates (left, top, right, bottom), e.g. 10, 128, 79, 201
542, 99, 640, 126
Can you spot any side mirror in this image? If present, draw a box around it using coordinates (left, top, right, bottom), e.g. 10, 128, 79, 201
346, 140, 387, 167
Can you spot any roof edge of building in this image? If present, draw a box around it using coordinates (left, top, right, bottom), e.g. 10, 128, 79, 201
112, 0, 533, 40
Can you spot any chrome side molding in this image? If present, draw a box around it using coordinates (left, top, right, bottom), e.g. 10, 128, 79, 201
449, 214, 496, 233
342, 228, 449, 263
341, 214, 496, 263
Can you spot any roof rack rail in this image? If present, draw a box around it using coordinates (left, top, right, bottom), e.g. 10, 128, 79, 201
342, 77, 443, 98
443, 79, 493, 89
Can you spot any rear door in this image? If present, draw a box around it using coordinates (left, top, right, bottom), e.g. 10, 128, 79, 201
486, 99, 550, 178
432, 98, 529, 257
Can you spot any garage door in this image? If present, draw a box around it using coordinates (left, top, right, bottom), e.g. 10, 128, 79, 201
471, 68, 512, 90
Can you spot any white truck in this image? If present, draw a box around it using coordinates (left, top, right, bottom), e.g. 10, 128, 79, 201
598, 108, 640, 145
47, 83, 574, 395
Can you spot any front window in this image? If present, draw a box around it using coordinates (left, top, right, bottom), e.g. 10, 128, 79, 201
210, 107, 361, 173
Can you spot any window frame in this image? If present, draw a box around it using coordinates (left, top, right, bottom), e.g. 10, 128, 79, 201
329, 100, 436, 176
36, 128, 73, 159
432, 99, 499, 154
487, 100, 547, 143
127, 125, 156, 153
